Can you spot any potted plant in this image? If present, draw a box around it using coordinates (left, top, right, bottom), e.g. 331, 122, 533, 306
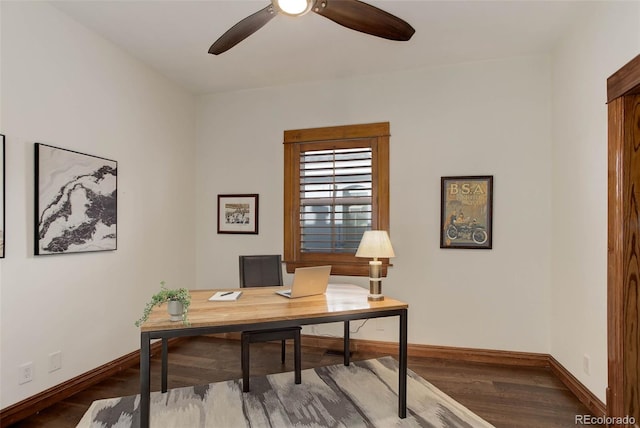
135, 281, 191, 327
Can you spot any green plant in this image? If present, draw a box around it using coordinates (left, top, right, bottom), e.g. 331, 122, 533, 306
135, 281, 191, 327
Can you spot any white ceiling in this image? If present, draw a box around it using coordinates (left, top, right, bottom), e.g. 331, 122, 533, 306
50, 0, 587, 95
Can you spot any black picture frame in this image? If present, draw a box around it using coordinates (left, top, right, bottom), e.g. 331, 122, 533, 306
440, 175, 493, 249
35, 143, 117, 255
217, 194, 259, 234
0, 134, 4, 258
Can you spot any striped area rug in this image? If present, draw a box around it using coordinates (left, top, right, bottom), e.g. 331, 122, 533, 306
77, 356, 494, 427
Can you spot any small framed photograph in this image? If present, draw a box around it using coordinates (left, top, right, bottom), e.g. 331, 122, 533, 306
217, 194, 259, 234
440, 176, 493, 249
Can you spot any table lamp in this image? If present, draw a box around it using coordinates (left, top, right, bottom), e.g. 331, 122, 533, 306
355, 230, 395, 301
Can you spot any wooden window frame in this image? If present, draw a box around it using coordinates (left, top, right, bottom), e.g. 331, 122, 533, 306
283, 122, 390, 276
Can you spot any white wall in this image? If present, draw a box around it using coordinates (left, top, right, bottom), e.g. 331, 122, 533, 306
0, 2, 196, 408
196, 55, 553, 350
2, 0, 635, 411
550, 1, 640, 403
195, 4, 640, 403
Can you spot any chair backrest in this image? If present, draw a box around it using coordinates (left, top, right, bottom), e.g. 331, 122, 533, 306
239, 255, 283, 288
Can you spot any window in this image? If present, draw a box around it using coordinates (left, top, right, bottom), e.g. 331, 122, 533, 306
283, 122, 390, 276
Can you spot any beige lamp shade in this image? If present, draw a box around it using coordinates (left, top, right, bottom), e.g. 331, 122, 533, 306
355, 230, 395, 259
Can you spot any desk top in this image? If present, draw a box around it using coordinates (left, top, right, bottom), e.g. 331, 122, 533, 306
140, 283, 408, 332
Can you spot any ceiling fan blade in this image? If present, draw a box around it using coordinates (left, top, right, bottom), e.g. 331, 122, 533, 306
209, 4, 277, 55
312, 0, 415, 41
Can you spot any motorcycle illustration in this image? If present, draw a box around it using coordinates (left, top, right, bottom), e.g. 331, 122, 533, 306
446, 219, 488, 244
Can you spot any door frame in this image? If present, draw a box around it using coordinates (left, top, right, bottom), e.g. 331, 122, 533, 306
607, 54, 640, 427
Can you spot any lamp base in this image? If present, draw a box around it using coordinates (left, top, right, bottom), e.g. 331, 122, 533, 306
368, 260, 384, 301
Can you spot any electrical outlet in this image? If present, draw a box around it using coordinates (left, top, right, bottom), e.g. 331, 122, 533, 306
583, 354, 591, 375
19, 362, 34, 384
49, 351, 62, 373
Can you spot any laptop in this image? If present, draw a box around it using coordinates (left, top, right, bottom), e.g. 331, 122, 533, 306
276, 265, 331, 298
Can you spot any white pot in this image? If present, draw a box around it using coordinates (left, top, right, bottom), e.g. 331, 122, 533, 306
167, 300, 184, 322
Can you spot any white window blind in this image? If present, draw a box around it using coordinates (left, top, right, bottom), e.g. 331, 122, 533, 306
299, 147, 372, 253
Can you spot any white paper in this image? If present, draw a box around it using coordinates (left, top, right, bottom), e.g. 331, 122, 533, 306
209, 291, 242, 301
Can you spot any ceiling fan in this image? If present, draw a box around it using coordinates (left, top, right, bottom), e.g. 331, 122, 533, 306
208, 0, 415, 55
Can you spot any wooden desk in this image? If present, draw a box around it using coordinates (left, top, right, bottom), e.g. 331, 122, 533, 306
139, 283, 408, 427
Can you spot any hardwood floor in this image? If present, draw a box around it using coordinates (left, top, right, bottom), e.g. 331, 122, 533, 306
9, 337, 602, 427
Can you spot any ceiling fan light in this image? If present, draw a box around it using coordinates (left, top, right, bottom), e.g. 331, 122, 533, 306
274, 0, 312, 16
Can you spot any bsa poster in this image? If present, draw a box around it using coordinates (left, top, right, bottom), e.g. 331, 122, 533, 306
440, 176, 493, 249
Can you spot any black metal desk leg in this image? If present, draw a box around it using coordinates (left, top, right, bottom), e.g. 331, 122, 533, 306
294, 330, 301, 384
398, 309, 408, 418
343, 321, 350, 366
140, 332, 151, 428
161, 338, 168, 393
242, 335, 250, 392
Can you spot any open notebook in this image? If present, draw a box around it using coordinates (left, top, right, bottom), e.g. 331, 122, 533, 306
209, 291, 242, 301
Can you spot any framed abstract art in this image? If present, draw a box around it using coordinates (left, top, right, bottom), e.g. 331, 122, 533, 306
35, 143, 117, 255
0, 134, 4, 258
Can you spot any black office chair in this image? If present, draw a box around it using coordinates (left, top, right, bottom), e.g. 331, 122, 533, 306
239, 255, 301, 392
